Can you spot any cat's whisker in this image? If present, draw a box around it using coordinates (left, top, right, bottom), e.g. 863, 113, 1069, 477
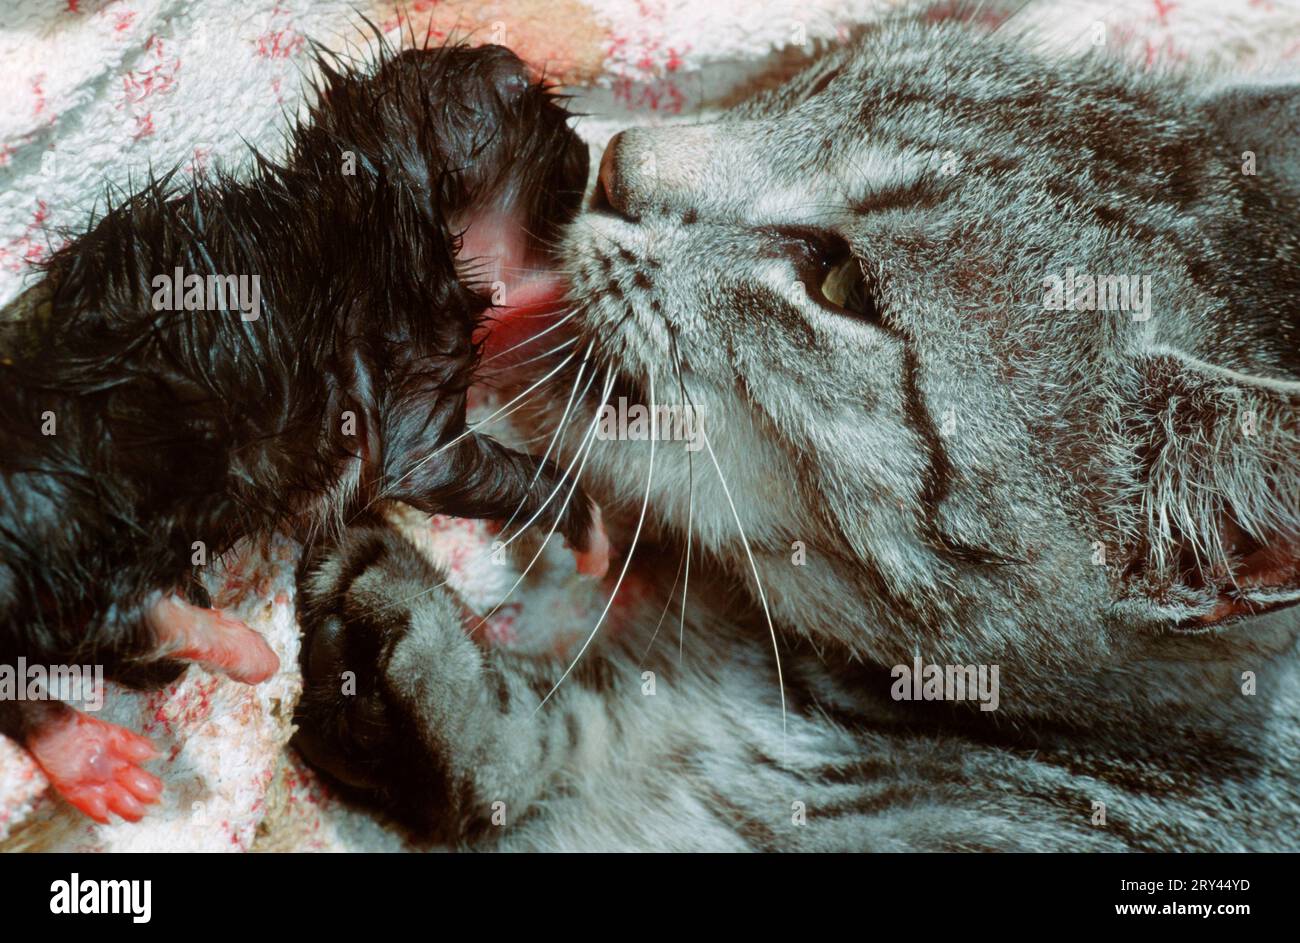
357, 347, 579, 519
486, 262, 570, 274
639, 520, 688, 663
483, 307, 579, 321
467, 369, 614, 640
670, 336, 696, 665
534, 371, 660, 714
699, 425, 787, 748
498, 340, 595, 541
477, 338, 581, 385
516, 217, 587, 258
480, 333, 579, 375
639, 350, 695, 664
480, 306, 579, 366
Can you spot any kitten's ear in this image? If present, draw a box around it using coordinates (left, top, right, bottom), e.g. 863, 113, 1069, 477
1202, 77, 1300, 186
1122, 349, 1300, 629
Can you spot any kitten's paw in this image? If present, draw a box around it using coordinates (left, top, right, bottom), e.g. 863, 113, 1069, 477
146, 594, 280, 684
26, 707, 162, 824
568, 504, 611, 580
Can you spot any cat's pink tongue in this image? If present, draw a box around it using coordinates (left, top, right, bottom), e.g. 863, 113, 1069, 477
457, 209, 571, 361
481, 276, 570, 361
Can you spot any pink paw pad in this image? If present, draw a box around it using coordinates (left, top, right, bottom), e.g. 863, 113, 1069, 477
26, 707, 162, 824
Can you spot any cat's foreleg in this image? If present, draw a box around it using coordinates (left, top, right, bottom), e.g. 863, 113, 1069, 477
292, 518, 607, 841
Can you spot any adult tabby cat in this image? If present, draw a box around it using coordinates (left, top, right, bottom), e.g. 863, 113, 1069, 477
294, 8, 1300, 850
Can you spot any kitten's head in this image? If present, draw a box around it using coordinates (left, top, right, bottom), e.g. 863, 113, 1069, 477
539, 13, 1300, 712
303, 41, 588, 283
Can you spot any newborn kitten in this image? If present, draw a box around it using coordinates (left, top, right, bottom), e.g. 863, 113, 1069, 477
295, 9, 1300, 850
0, 41, 603, 824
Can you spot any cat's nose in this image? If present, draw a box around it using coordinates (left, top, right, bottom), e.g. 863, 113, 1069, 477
596, 124, 733, 220
598, 128, 686, 220
596, 130, 639, 219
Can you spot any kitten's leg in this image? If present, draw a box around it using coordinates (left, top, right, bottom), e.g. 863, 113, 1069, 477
293, 519, 605, 840
145, 594, 280, 684
388, 431, 609, 578
1, 700, 163, 823
0, 595, 274, 823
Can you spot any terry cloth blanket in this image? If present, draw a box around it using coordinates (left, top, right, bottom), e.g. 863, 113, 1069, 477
0, 0, 1296, 852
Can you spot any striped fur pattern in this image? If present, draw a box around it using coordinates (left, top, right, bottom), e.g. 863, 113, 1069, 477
296, 9, 1300, 850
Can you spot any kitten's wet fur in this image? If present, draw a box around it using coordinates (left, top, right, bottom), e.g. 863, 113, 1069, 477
295, 7, 1300, 849
0, 39, 598, 814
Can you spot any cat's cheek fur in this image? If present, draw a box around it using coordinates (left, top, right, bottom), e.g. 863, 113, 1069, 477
538, 15, 1300, 713
292, 12, 1300, 851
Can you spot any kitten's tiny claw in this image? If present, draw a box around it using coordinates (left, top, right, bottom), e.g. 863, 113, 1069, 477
569, 505, 611, 579
25, 705, 163, 824
146, 594, 280, 684
117, 764, 164, 800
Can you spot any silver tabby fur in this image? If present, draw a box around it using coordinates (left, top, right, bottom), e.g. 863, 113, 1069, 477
307, 9, 1300, 851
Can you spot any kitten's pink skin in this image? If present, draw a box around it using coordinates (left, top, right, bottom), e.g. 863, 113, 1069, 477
570, 505, 611, 579
21, 597, 275, 824
458, 208, 569, 314
25, 704, 163, 824
146, 595, 279, 684
461, 205, 570, 363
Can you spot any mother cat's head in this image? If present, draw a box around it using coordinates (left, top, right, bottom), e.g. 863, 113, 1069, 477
528, 13, 1300, 714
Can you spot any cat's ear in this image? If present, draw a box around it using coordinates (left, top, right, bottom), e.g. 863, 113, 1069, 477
1121, 349, 1300, 629
1202, 77, 1300, 186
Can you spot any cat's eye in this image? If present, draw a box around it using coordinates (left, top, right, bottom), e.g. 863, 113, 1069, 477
825, 264, 879, 323
781, 227, 881, 324
821, 258, 871, 313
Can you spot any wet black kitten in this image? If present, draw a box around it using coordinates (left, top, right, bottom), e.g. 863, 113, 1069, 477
0, 40, 596, 820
